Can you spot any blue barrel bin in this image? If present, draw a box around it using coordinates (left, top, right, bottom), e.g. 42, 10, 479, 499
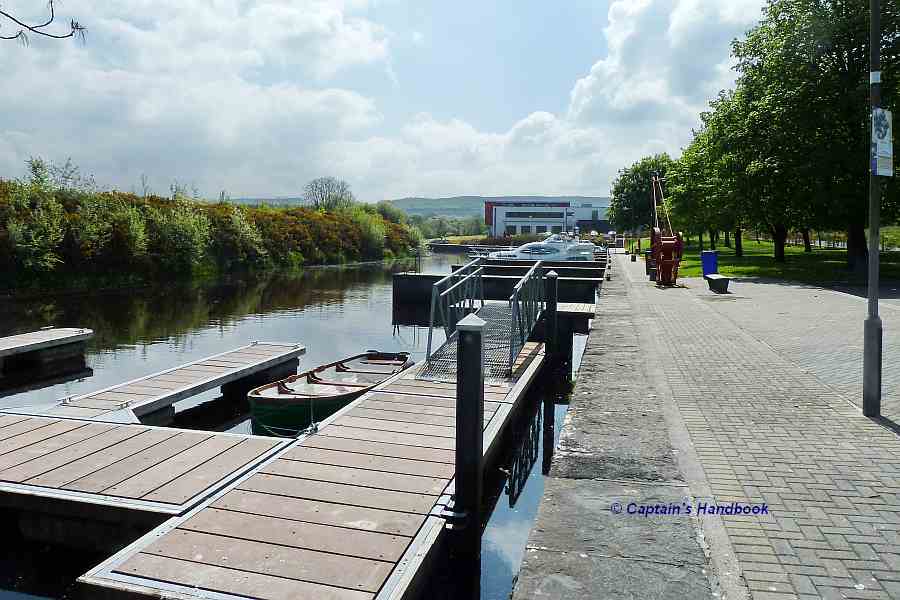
701, 250, 719, 276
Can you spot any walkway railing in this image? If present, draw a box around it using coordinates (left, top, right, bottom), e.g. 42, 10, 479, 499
508, 261, 545, 371
426, 257, 485, 359
421, 258, 545, 381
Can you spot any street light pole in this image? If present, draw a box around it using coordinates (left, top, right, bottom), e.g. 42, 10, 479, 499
863, 0, 882, 417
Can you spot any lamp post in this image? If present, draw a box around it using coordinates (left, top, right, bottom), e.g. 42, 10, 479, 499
863, 0, 883, 417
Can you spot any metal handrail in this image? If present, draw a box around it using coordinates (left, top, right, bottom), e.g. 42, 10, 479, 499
508, 261, 545, 373
438, 267, 484, 336
426, 257, 485, 359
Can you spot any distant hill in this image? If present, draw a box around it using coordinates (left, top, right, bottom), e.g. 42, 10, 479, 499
390, 196, 611, 218
229, 195, 611, 218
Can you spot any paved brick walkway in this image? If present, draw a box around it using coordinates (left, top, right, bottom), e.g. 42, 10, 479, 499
674, 277, 900, 421
623, 257, 900, 600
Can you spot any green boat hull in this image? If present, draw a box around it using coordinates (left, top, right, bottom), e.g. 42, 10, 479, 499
249, 394, 354, 437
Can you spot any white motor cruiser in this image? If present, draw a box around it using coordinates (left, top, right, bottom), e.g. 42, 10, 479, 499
488, 233, 597, 261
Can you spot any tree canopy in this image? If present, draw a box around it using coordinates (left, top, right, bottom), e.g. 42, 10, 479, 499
622, 0, 900, 265
608, 154, 674, 232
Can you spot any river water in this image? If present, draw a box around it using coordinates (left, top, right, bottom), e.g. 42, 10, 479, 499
0, 255, 585, 600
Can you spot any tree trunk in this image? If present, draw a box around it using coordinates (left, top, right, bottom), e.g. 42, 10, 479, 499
756, 230, 760, 243
773, 224, 787, 263
734, 228, 743, 257
724, 230, 731, 248
802, 229, 812, 253
846, 222, 867, 272
816, 231, 821, 249
699, 231, 704, 251
708, 229, 716, 250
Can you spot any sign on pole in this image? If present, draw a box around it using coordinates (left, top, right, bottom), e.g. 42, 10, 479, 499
872, 108, 893, 177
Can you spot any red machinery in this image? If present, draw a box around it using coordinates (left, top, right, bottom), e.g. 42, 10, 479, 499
649, 174, 683, 286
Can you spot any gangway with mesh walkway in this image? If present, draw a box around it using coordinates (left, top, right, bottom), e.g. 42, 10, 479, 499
422, 259, 546, 383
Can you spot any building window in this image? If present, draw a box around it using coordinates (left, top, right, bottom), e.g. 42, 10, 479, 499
592, 210, 599, 220
536, 225, 548, 234
583, 203, 592, 208
520, 226, 532, 234
505, 225, 517, 235
551, 225, 563, 233
505, 211, 565, 219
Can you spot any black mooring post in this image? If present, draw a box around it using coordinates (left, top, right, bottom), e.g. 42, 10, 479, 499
545, 271, 559, 374
455, 313, 485, 556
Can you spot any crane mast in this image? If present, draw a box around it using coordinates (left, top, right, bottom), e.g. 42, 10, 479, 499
649, 174, 683, 286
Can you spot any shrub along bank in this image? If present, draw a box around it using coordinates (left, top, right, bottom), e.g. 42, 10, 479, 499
0, 176, 421, 289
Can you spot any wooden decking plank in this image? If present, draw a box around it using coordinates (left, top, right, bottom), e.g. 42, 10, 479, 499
335, 416, 456, 439
28, 429, 179, 489
365, 393, 501, 414
114, 553, 373, 600
141, 529, 392, 592
0, 415, 31, 429
261, 459, 448, 496
384, 383, 507, 402
320, 425, 455, 450
116, 382, 185, 393
0, 417, 57, 441
170, 365, 233, 376
355, 403, 496, 423
90, 390, 160, 402
162, 366, 233, 379
214, 489, 424, 537
367, 392, 457, 409
142, 374, 201, 385
0, 422, 114, 472
218, 350, 281, 361
240, 474, 437, 515
395, 377, 511, 392
0, 419, 86, 456
300, 434, 454, 464
194, 359, 249, 368
181, 507, 409, 562
64, 431, 211, 495
0, 425, 145, 483
229, 345, 290, 355
281, 446, 454, 479
102, 435, 243, 500
143, 438, 279, 505
358, 398, 457, 417
349, 407, 456, 427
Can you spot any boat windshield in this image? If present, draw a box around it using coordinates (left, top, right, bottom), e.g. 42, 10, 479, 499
519, 243, 560, 255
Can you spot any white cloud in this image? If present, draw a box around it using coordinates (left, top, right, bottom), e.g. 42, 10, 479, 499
337, 0, 766, 198
0, 0, 765, 199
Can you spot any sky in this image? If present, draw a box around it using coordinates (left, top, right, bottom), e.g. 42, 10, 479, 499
0, 0, 766, 200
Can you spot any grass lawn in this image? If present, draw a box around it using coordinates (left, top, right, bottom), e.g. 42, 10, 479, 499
633, 238, 900, 284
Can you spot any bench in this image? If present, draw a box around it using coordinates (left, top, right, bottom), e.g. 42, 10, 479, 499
704, 273, 730, 294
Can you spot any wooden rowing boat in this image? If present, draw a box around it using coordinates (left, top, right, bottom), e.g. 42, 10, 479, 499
249, 351, 413, 437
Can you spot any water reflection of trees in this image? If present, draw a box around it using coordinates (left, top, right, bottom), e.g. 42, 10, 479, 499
0, 262, 415, 352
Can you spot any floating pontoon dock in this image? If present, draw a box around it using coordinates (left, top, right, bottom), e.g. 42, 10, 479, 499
0, 327, 94, 376
78, 343, 546, 600
9, 342, 305, 425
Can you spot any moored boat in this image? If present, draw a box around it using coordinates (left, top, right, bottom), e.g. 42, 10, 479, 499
487, 233, 597, 261
249, 351, 413, 437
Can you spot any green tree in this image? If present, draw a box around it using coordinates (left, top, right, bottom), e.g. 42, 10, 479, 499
732, 0, 900, 268
609, 154, 674, 233
304, 177, 354, 211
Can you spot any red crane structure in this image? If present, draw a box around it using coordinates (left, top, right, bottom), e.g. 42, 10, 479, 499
649, 174, 683, 286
